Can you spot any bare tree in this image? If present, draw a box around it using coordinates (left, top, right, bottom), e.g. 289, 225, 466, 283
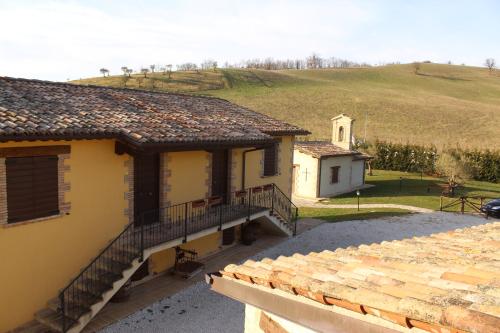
177, 63, 198, 71
436, 153, 471, 196
485, 58, 496, 73
140, 68, 149, 78
119, 75, 128, 88
166, 64, 173, 78
201, 59, 217, 71
218, 54, 370, 71
150, 64, 156, 73
99, 68, 109, 77
413, 62, 421, 74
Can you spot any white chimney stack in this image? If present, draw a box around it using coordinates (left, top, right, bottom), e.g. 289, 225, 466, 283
331, 114, 354, 150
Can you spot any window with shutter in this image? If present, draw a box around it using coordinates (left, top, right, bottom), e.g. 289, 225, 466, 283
263, 144, 278, 177
6, 156, 59, 223
330, 166, 340, 184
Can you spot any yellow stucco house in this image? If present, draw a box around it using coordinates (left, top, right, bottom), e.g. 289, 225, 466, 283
0, 77, 309, 333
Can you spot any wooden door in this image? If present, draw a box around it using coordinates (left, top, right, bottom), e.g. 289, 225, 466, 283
211, 150, 229, 202
134, 154, 160, 226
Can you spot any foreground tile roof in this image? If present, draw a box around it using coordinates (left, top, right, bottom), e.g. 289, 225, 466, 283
295, 140, 370, 159
0, 77, 309, 147
222, 222, 500, 333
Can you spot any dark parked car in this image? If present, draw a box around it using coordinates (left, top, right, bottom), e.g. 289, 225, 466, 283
481, 199, 500, 218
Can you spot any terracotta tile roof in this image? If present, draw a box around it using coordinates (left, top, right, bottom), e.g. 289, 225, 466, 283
0, 77, 309, 146
295, 141, 370, 159
221, 222, 500, 333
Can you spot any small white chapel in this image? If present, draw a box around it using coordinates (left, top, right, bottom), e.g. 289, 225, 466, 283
292, 114, 371, 198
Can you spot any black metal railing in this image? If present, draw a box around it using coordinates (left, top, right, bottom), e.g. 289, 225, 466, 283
59, 222, 140, 332
270, 184, 299, 235
58, 183, 296, 332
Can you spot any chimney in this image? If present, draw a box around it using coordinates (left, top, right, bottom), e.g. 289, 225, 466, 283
331, 114, 354, 150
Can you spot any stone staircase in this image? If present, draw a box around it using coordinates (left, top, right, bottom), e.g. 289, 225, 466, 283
24, 184, 297, 333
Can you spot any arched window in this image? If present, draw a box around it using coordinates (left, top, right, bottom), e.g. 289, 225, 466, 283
338, 126, 345, 142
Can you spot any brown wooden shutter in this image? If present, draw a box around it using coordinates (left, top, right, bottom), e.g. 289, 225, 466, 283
6, 156, 59, 223
331, 166, 340, 184
263, 144, 277, 176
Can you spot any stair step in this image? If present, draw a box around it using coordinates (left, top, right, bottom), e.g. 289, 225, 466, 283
87, 268, 123, 285
47, 298, 91, 322
11, 320, 55, 333
103, 248, 138, 263
95, 257, 132, 272
35, 308, 77, 333
63, 290, 103, 308
76, 278, 113, 296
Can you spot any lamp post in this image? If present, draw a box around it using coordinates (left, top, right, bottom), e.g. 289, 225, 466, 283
356, 190, 360, 211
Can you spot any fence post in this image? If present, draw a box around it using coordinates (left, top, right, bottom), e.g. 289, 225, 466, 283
293, 207, 298, 236
247, 190, 251, 221
271, 185, 275, 215
140, 214, 144, 262
183, 203, 188, 243
440, 196, 443, 211
60, 293, 66, 333
218, 204, 223, 231
461, 197, 465, 214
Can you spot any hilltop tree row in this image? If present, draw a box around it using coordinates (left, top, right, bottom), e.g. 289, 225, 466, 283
99, 55, 498, 77
98, 54, 371, 77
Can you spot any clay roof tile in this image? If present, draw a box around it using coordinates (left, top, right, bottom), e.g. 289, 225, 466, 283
220, 222, 500, 333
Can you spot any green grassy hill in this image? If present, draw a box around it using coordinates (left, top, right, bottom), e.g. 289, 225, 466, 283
73, 64, 500, 149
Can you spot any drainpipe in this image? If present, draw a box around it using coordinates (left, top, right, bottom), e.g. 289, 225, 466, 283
242, 147, 265, 190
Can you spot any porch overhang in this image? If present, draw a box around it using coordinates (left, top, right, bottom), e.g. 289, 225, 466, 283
206, 272, 401, 333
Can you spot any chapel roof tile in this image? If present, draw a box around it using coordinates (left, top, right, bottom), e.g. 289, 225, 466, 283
295, 140, 370, 159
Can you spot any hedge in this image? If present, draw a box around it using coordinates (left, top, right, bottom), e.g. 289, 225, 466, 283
367, 141, 499, 183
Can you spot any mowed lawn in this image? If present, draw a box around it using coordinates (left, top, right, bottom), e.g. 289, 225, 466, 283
74, 63, 500, 150
298, 170, 499, 222
325, 170, 500, 211
299, 207, 411, 223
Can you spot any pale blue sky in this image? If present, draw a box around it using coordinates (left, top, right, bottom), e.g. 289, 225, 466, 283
0, 0, 499, 81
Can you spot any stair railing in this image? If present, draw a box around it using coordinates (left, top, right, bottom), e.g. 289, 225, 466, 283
269, 184, 299, 235
59, 222, 140, 332
57, 183, 296, 332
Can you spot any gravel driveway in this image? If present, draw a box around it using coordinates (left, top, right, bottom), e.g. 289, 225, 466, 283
101, 212, 494, 333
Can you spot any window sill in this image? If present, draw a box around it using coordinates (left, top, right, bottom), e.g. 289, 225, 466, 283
2, 212, 67, 228
261, 173, 280, 178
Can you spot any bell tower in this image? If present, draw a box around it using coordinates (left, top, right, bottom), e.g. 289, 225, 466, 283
331, 114, 354, 150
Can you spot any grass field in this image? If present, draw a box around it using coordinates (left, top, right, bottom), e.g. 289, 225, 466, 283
325, 170, 500, 211
74, 63, 500, 149
299, 207, 411, 222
